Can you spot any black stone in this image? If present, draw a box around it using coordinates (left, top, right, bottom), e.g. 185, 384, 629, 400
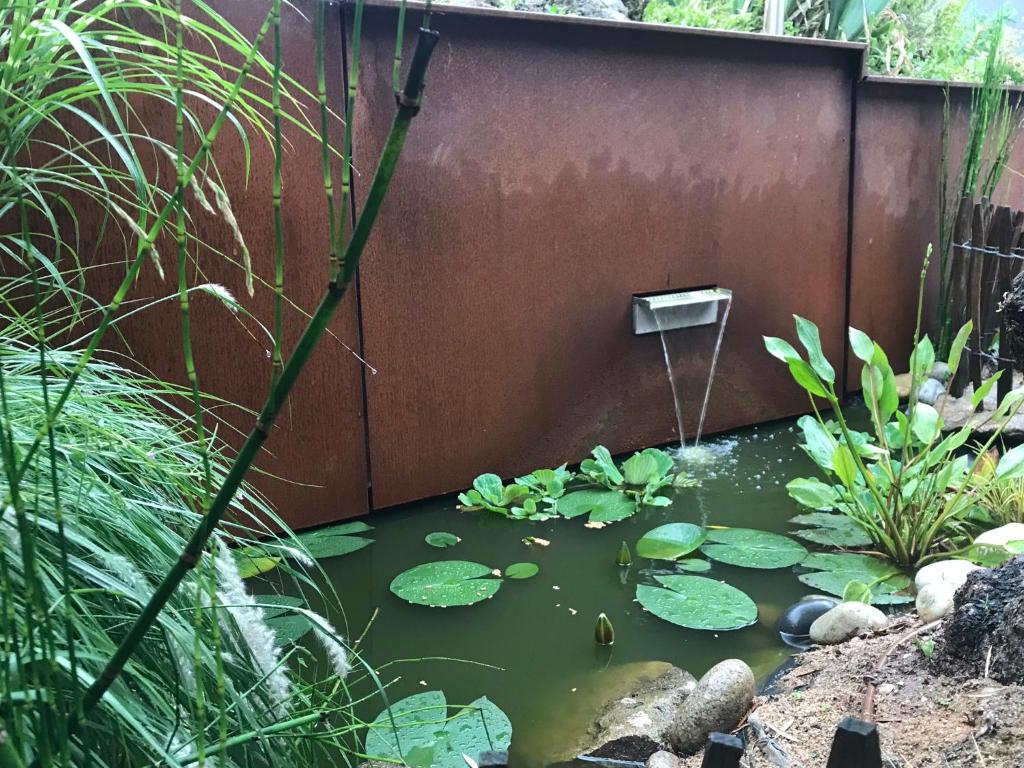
778, 594, 839, 648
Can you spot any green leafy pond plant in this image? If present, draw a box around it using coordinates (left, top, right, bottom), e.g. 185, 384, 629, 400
457, 446, 697, 524
767, 311, 1024, 568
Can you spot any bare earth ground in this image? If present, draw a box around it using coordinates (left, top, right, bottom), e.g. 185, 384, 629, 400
681, 617, 1024, 768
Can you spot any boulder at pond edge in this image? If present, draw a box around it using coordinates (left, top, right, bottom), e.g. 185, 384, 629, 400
809, 602, 887, 645
665, 659, 755, 754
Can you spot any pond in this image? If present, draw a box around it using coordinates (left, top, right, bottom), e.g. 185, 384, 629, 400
312, 418, 822, 767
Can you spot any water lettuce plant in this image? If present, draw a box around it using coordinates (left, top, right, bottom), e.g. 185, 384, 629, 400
766, 310, 1024, 567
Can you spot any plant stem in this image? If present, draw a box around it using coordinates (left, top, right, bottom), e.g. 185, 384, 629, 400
73, 15, 440, 730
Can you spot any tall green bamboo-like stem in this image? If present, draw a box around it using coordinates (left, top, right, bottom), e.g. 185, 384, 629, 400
316, 0, 340, 276
11, 8, 277, 488
333, 0, 365, 279
270, 0, 286, 390
72, 9, 440, 731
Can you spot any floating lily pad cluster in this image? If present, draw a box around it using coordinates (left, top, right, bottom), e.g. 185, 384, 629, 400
457, 446, 698, 523
632, 523, 912, 630
365, 691, 512, 768
390, 559, 539, 607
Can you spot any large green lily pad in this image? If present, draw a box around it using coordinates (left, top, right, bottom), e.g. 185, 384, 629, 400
701, 528, 807, 569
294, 520, 374, 560
364, 691, 512, 768
636, 523, 707, 561
558, 489, 636, 523
798, 552, 912, 605
636, 575, 757, 631
790, 512, 872, 548
390, 561, 501, 607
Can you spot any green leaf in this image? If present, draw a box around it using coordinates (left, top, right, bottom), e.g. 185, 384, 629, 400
676, 558, 712, 573
636, 523, 707, 561
390, 561, 502, 607
960, 542, 1024, 567
764, 336, 802, 363
365, 691, 512, 768
473, 474, 504, 505
255, 594, 304, 618
584, 445, 625, 487
235, 555, 281, 579
622, 448, 674, 486
701, 528, 808, 569
788, 359, 828, 398
910, 336, 935, 380
911, 403, 941, 445
798, 552, 912, 604
971, 373, 1000, 410
795, 315, 835, 384
798, 415, 837, 470
636, 575, 757, 631
848, 327, 875, 363
425, 532, 461, 549
266, 614, 312, 645
504, 562, 539, 580
558, 489, 636, 523
790, 512, 872, 547
947, 321, 972, 378
842, 580, 873, 604
832, 444, 858, 489
294, 521, 374, 560
835, 0, 890, 39
786, 477, 840, 510
997, 444, 1024, 480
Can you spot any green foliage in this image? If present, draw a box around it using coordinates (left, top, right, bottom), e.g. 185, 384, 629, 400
636, 523, 708, 561
390, 561, 503, 607
798, 553, 913, 603
504, 562, 540, 579
701, 527, 808, 569
294, 520, 375, 560
459, 446, 696, 524
768, 315, 1024, 567
426, 531, 462, 548
645, 0, 764, 31
364, 691, 512, 768
636, 575, 758, 630
790, 511, 874, 547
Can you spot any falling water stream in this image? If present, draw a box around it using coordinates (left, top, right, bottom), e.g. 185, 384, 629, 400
653, 291, 733, 450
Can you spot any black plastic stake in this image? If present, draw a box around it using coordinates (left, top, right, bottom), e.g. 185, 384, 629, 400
826, 717, 882, 768
701, 732, 744, 768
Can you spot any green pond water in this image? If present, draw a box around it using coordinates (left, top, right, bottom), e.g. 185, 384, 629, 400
309, 418, 825, 767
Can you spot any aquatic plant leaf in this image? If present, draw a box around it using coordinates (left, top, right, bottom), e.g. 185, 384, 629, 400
426, 532, 461, 548
911, 403, 941, 445
790, 512, 872, 547
365, 691, 512, 768
832, 444, 858, 489
580, 446, 624, 487
266, 613, 312, 645
255, 594, 304, 618
786, 477, 839, 510
636, 523, 707, 561
293, 520, 374, 560
675, 558, 711, 573
701, 528, 807, 569
504, 562, 539, 580
848, 327, 875, 363
235, 548, 281, 578
798, 552, 912, 604
764, 336, 802, 364
636, 575, 757, 631
997, 444, 1024, 480
797, 415, 836, 470
795, 315, 835, 384
558, 489, 636, 523
473, 474, 504, 505
390, 561, 501, 607
516, 465, 574, 499
788, 360, 828, 398
622, 448, 674, 486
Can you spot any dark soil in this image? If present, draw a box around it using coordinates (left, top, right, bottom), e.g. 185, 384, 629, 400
939, 555, 1024, 684
586, 735, 664, 762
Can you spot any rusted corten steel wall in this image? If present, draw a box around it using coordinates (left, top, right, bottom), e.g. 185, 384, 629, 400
91, 0, 370, 529
847, 78, 1024, 390
351, 4, 861, 508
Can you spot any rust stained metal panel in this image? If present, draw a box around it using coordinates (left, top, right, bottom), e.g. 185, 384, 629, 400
90, 0, 369, 529
848, 80, 1024, 390
353, 6, 858, 508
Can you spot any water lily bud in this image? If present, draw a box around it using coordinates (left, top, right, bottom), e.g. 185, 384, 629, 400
616, 540, 631, 567
595, 613, 615, 646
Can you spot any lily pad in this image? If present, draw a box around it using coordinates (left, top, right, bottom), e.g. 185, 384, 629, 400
390, 561, 501, 607
294, 520, 374, 560
636, 523, 707, 561
558, 489, 636, 523
675, 558, 711, 573
504, 562, 539, 580
798, 552, 912, 605
365, 691, 512, 768
425, 531, 461, 549
266, 613, 312, 645
701, 528, 807, 569
790, 512, 872, 548
637, 575, 757, 631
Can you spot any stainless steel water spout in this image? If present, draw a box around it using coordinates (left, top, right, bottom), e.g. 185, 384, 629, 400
631, 287, 732, 335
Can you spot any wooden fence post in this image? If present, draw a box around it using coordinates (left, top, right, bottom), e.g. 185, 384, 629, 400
826, 717, 882, 768
700, 732, 744, 768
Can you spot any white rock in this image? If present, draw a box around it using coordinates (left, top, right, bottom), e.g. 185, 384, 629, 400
916, 582, 957, 622
914, 559, 981, 592
975, 523, 1024, 547
646, 751, 680, 768
809, 602, 888, 645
